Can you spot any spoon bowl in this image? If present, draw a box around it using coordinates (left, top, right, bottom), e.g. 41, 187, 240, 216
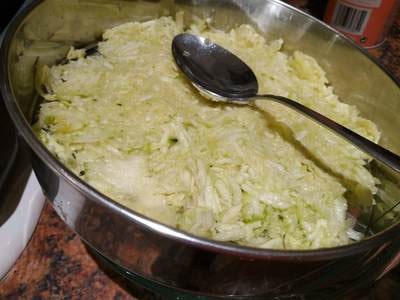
172, 33, 258, 100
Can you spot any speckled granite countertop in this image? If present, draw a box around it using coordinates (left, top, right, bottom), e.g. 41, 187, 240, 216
1, 2, 400, 300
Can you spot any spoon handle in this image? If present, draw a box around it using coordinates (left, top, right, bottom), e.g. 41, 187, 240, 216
257, 94, 400, 173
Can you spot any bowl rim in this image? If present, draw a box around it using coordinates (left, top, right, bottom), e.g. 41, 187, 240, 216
1, 0, 400, 261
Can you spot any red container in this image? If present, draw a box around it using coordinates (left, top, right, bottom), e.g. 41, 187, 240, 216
324, 0, 400, 48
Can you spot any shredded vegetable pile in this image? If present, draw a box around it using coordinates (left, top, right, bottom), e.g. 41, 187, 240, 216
35, 14, 380, 249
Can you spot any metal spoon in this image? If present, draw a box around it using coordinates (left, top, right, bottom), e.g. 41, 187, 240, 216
172, 33, 400, 173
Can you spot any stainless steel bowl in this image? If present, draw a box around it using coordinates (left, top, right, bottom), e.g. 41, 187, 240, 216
2, 0, 400, 297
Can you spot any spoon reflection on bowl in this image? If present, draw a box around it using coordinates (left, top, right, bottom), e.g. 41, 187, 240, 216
172, 33, 400, 173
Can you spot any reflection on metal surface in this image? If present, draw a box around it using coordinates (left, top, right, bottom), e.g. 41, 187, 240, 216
1, 0, 400, 297
0, 98, 31, 226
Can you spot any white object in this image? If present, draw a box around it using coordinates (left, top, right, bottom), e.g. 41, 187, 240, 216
0, 172, 45, 280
